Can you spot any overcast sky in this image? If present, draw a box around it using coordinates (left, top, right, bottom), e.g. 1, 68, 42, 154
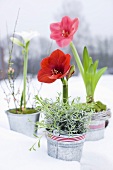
0, 0, 113, 40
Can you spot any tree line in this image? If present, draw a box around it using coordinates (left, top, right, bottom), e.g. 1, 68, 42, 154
0, 0, 113, 79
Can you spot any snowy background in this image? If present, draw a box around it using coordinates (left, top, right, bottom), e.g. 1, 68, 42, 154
0, 0, 113, 39
0, 0, 113, 169
0, 74, 113, 170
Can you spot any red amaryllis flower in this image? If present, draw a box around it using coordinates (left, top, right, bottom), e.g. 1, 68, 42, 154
50, 16, 79, 47
38, 49, 71, 83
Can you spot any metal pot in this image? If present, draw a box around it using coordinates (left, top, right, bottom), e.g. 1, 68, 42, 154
86, 120, 105, 141
6, 109, 40, 138
86, 108, 111, 141
47, 131, 86, 161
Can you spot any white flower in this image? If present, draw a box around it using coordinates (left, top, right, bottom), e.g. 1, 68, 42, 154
15, 31, 39, 43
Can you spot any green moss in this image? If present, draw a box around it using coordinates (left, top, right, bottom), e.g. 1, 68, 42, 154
82, 101, 107, 112
94, 101, 107, 112
9, 108, 38, 114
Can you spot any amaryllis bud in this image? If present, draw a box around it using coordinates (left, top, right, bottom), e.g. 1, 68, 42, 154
66, 65, 75, 80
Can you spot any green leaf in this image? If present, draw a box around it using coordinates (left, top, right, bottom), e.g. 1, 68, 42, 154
10, 37, 24, 47
83, 47, 93, 73
88, 64, 94, 75
38, 140, 40, 148
88, 56, 93, 67
93, 67, 107, 91
83, 47, 89, 72
26, 41, 30, 49
93, 60, 99, 73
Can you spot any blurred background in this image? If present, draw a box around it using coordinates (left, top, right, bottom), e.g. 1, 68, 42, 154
0, 0, 113, 79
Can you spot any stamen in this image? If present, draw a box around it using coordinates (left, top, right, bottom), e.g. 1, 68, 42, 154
51, 69, 62, 75
62, 30, 69, 37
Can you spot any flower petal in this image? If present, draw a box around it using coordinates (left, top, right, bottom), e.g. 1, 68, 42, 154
38, 69, 56, 83
49, 73, 62, 79
60, 16, 72, 31
15, 31, 39, 43
50, 32, 63, 41
50, 23, 61, 32
56, 38, 72, 47
62, 54, 71, 72
40, 57, 50, 68
70, 18, 79, 36
50, 23, 62, 40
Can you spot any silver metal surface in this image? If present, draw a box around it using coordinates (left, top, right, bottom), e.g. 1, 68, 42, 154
6, 110, 40, 137
47, 134, 85, 161
91, 108, 111, 121
86, 120, 105, 141
86, 109, 112, 141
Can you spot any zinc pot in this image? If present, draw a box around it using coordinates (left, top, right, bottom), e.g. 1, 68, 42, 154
47, 132, 86, 161
86, 109, 111, 141
6, 109, 40, 137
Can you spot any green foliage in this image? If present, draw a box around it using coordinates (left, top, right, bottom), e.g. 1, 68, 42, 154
35, 94, 92, 135
83, 47, 107, 102
10, 37, 24, 47
94, 101, 106, 112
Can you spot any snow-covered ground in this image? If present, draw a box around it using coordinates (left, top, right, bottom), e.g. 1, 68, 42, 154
0, 74, 113, 170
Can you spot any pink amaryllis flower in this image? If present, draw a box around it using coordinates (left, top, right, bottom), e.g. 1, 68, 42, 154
50, 16, 79, 47
37, 49, 71, 83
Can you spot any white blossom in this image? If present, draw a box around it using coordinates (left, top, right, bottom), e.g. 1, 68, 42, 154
15, 31, 39, 43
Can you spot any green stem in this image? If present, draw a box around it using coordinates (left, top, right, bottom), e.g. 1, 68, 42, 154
61, 79, 68, 103
86, 83, 94, 102
23, 47, 28, 109
70, 42, 84, 82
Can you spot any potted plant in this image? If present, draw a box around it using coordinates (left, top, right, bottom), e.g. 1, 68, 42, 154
33, 49, 92, 161
4, 31, 41, 137
49, 16, 111, 141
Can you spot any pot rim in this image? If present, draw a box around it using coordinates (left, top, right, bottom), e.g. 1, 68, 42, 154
91, 108, 111, 121
5, 108, 40, 116
47, 131, 86, 138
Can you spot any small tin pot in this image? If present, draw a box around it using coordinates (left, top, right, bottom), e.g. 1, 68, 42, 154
86, 109, 111, 141
86, 120, 105, 141
6, 109, 40, 137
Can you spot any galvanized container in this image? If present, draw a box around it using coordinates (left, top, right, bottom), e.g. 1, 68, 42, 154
86, 120, 105, 141
86, 109, 111, 141
47, 132, 86, 161
6, 109, 40, 138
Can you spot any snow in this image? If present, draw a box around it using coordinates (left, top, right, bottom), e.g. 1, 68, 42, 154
0, 74, 113, 170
